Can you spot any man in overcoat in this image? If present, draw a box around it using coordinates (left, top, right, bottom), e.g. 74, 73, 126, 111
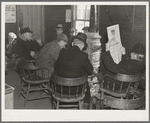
100, 43, 145, 75
54, 32, 94, 109
15, 27, 43, 60
35, 33, 68, 78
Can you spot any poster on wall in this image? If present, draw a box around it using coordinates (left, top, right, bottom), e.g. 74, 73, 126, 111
65, 9, 71, 22
5, 5, 16, 23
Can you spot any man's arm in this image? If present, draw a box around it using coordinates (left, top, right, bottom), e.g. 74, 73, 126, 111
30, 39, 43, 51
102, 51, 129, 74
83, 54, 94, 75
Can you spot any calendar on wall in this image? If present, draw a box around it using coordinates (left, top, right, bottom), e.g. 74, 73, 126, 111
5, 5, 16, 23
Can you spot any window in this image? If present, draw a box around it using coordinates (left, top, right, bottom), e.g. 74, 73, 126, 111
73, 5, 91, 32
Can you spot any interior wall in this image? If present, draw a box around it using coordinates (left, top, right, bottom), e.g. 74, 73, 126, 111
5, 5, 146, 49
5, 23, 17, 42
5, 5, 17, 42
44, 5, 71, 43
17, 5, 45, 42
99, 5, 146, 52
6, 5, 71, 44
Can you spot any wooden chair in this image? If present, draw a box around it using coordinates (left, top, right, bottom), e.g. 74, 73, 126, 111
98, 73, 145, 110
25, 60, 36, 65
50, 74, 88, 109
18, 60, 51, 107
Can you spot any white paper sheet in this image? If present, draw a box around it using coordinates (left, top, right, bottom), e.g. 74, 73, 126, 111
106, 24, 125, 64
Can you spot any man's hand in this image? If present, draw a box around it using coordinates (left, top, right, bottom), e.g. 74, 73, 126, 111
36, 39, 43, 46
30, 51, 35, 57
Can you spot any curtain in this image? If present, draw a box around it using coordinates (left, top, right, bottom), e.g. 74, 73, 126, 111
17, 5, 45, 43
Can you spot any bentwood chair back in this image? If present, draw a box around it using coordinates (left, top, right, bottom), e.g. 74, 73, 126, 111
99, 73, 145, 110
18, 60, 51, 107
50, 74, 88, 109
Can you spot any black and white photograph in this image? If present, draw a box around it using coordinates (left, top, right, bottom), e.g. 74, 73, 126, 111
1, 1, 149, 122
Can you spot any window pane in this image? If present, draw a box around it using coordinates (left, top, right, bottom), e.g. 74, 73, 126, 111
77, 9, 84, 19
76, 21, 84, 32
85, 21, 90, 27
76, 21, 90, 32
77, 5, 90, 20
85, 9, 90, 20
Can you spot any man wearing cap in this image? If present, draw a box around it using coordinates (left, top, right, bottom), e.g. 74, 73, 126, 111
55, 24, 64, 36
54, 32, 93, 109
35, 33, 68, 78
15, 27, 42, 60
54, 24, 68, 40
101, 43, 145, 75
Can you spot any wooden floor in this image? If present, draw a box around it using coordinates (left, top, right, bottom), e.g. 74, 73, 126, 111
5, 68, 52, 109
5, 68, 146, 110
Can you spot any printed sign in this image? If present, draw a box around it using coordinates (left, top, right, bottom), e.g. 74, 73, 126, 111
65, 9, 71, 22
5, 5, 16, 23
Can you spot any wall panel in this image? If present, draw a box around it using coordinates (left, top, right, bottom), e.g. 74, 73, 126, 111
17, 5, 44, 43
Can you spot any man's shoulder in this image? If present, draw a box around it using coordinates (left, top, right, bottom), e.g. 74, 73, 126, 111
80, 51, 88, 57
16, 38, 25, 45
17, 37, 24, 42
47, 40, 58, 46
43, 41, 58, 48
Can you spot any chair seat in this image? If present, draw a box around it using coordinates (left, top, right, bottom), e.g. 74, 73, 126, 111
23, 77, 49, 84
98, 73, 145, 110
18, 60, 51, 107
52, 93, 85, 103
100, 88, 126, 98
50, 74, 88, 109
103, 94, 145, 110
93, 91, 145, 110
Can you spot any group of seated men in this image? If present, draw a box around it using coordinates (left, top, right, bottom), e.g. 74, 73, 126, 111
5, 24, 146, 109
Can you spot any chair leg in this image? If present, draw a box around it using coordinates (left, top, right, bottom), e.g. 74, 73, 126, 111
18, 80, 24, 99
79, 101, 81, 109
96, 100, 100, 109
56, 101, 59, 109
51, 97, 54, 109
24, 84, 30, 107
89, 101, 93, 109
99, 92, 104, 109
47, 82, 51, 101
89, 96, 95, 110
79, 100, 83, 109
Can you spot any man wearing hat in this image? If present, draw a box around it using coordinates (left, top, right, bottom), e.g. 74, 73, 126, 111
55, 24, 64, 36
54, 32, 93, 109
6, 32, 18, 59
35, 33, 68, 78
15, 27, 42, 60
54, 24, 68, 40
100, 43, 146, 75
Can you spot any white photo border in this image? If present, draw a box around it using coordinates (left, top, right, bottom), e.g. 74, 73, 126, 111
1, 1, 149, 121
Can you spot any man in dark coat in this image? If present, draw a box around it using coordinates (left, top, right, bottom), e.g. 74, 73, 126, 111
100, 43, 145, 75
14, 27, 42, 60
54, 32, 93, 109
54, 32, 93, 77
